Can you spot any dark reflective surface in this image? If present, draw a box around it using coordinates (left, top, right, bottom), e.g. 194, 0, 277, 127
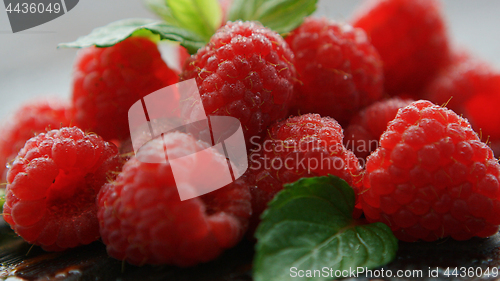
0, 224, 499, 280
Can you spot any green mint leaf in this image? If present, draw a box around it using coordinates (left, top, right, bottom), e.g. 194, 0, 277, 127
166, 0, 222, 41
58, 18, 205, 54
144, 0, 222, 41
253, 176, 398, 281
228, 0, 317, 34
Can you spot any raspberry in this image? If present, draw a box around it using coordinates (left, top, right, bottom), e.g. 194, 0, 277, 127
424, 54, 486, 114
97, 133, 251, 266
246, 114, 363, 232
344, 97, 413, 160
2, 127, 122, 251
0, 98, 71, 181
72, 36, 179, 141
424, 57, 500, 156
180, 21, 297, 146
286, 17, 384, 125
361, 100, 500, 242
177, 46, 191, 70
352, 0, 451, 97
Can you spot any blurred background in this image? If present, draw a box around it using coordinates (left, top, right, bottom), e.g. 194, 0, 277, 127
0, 0, 500, 120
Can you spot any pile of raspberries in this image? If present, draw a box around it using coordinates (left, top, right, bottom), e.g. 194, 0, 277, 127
2, 0, 500, 267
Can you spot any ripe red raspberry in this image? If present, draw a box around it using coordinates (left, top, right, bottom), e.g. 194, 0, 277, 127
97, 133, 251, 266
424, 57, 500, 156
344, 97, 413, 160
286, 17, 384, 125
246, 114, 363, 232
0, 98, 71, 181
352, 0, 450, 97
180, 21, 297, 146
2, 127, 122, 251
361, 100, 500, 242
72, 36, 179, 141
